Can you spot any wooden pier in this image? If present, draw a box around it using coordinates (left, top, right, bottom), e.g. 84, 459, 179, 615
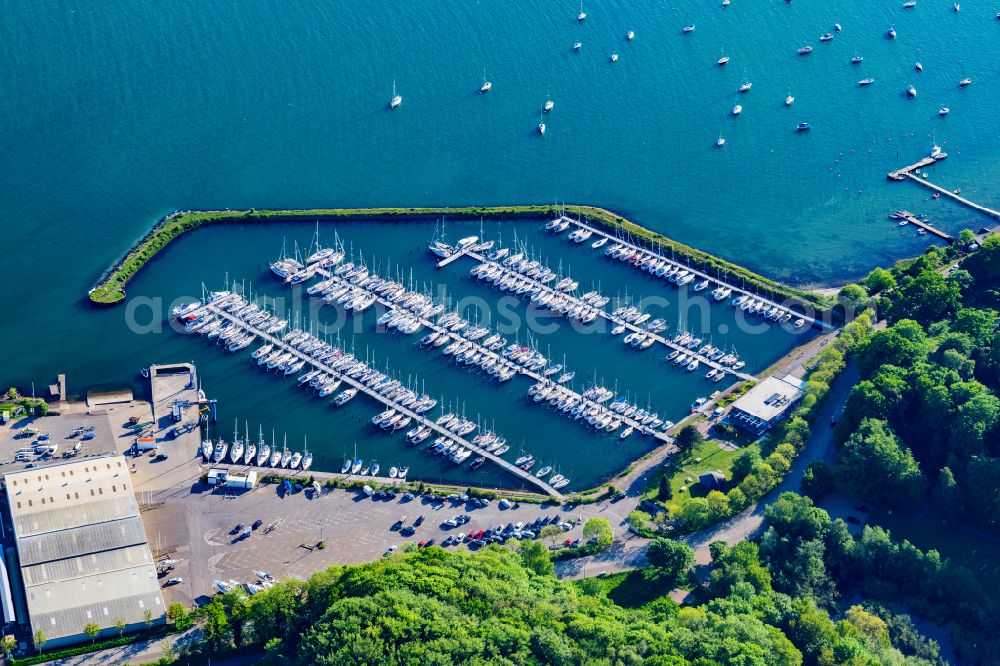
201, 302, 564, 498
894, 210, 954, 243
887, 156, 937, 181
298, 267, 674, 444
902, 174, 1000, 221
562, 218, 832, 331
460, 250, 757, 382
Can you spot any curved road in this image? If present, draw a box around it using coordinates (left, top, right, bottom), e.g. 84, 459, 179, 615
555, 360, 859, 578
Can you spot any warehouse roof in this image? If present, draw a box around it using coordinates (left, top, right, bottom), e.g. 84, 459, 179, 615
5, 455, 164, 644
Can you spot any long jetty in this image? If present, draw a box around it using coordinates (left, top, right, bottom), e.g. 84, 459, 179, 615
458, 250, 758, 382
902, 175, 1000, 221
561, 218, 832, 331
894, 211, 954, 243
200, 301, 564, 498
299, 267, 674, 444
888, 156, 1000, 222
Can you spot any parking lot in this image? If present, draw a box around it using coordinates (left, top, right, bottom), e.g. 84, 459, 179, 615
137, 466, 634, 606
1, 394, 636, 610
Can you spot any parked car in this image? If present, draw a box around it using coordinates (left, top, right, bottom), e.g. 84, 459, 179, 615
414, 515, 424, 527
251, 519, 263, 530
165, 577, 183, 586
384, 545, 397, 557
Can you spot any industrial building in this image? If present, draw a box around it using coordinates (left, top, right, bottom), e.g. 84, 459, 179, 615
728, 375, 806, 436
4, 455, 165, 649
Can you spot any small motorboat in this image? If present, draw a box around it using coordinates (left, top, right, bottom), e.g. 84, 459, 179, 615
732, 104, 742, 115
903, 0, 916, 7
716, 135, 725, 147
683, 24, 696, 33
796, 122, 812, 131
939, 107, 950, 116
627, 30, 635, 40
819, 33, 833, 41
739, 80, 752, 92
798, 45, 813, 55
906, 84, 917, 97
887, 27, 897, 38
859, 78, 875, 86
573, 41, 582, 51
834, 23, 842, 31
916, 62, 923, 72
610, 52, 618, 62
953, 2, 959, 10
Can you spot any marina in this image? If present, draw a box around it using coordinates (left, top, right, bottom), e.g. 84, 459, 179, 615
182, 293, 566, 497
281, 243, 679, 442
548, 216, 832, 332
458, 245, 757, 381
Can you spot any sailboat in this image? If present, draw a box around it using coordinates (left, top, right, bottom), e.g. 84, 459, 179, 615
577, 0, 587, 21
785, 89, 795, 106
479, 69, 492, 93
716, 134, 725, 147
257, 431, 272, 466
389, 80, 402, 109
718, 46, 729, 66
244, 424, 257, 465
544, 86, 554, 112
537, 110, 546, 136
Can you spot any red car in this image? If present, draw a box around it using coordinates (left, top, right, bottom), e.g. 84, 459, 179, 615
418, 540, 427, 548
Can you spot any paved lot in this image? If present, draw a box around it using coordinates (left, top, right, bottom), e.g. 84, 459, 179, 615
138, 468, 637, 606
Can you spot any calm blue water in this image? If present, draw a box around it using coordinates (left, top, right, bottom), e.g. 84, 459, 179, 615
1, 0, 997, 486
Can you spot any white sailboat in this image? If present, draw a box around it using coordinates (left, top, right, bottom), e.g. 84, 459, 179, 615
389, 80, 402, 109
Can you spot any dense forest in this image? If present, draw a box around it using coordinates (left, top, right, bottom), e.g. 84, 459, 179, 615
833, 238, 1000, 528
190, 509, 950, 666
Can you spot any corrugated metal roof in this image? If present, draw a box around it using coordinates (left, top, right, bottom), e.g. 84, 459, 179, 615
4, 455, 165, 644
17, 516, 149, 566
20, 544, 154, 587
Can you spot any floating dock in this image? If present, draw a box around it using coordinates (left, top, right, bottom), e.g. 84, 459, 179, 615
887, 156, 938, 181
300, 266, 675, 443
894, 211, 954, 243
460, 250, 758, 382
200, 302, 564, 498
561, 218, 832, 331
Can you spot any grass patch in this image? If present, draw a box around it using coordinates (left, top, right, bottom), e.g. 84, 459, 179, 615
574, 570, 668, 609
642, 438, 743, 514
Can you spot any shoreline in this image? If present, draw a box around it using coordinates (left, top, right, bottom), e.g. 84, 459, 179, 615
87, 206, 837, 314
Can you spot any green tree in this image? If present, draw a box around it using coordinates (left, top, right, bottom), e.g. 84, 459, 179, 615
143, 608, 153, 629
674, 425, 703, 457
114, 617, 126, 638
836, 418, 924, 508
33, 630, 46, 654
540, 524, 562, 547
931, 466, 960, 516
839, 284, 870, 312
519, 539, 553, 576
83, 622, 100, 644
166, 602, 188, 628
800, 461, 836, 500
0, 635, 16, 659
627, 510, 651, 533
646, 539, 694, 587
582, 517, 613, 549
657, 474, 672, 501
730, 445, 761, 482
958, 228, 977, 247
888, 270, 962, 326
864, 267, 896, 294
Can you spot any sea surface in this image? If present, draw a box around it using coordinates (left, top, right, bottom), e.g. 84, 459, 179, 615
1, 1, 998, 487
